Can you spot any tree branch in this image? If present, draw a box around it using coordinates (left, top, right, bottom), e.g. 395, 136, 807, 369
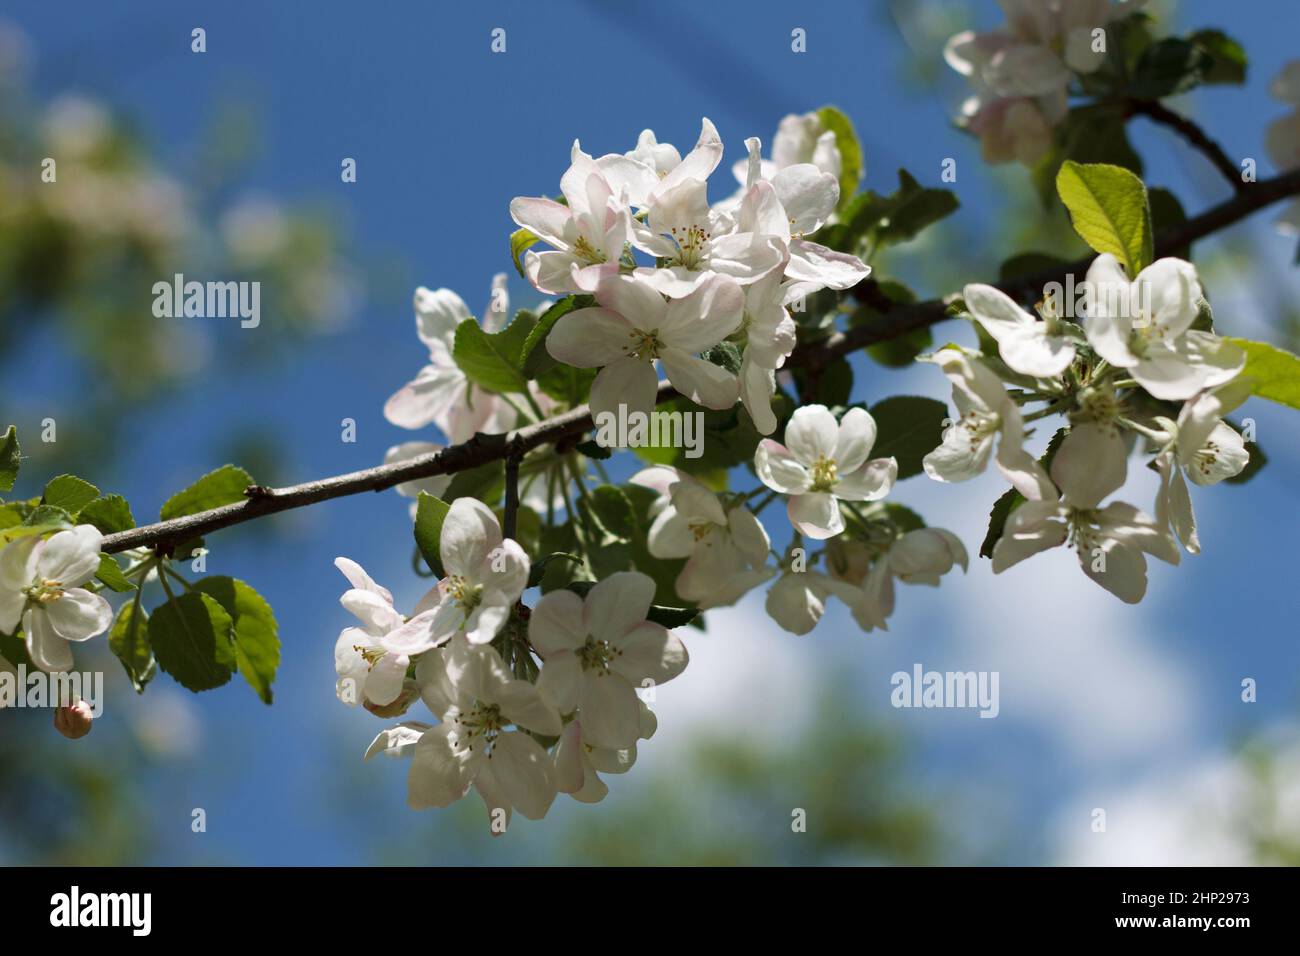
99, 167, 1300, 556
1127, 99, 1246, 194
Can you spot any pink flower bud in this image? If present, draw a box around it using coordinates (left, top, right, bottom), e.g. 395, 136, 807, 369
54, 700, 94, 739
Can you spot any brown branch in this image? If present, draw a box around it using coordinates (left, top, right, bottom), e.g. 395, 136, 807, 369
99, 167, 1300, 555
1127, 99, 1246, 195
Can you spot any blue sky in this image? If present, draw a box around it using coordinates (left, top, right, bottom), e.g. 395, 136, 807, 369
4, 0, 1299, 863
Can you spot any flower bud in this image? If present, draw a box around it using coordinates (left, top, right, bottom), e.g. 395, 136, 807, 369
53, 699, 94, 739
363, 679, 419, 719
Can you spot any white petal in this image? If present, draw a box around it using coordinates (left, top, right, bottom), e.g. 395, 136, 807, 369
585, 571, 655, 640
44, 588, 113, 642
440, 498, 502, 579
485, 731, 556, 820
408, 723, 476, 810
783, 404, 839, 465
754, 439, 811, 494
787, 492, 844, 540
589, 358, 659, 421
528, 589, 587, 656
1051, 423, 1127, 509
833, 407, 878, 473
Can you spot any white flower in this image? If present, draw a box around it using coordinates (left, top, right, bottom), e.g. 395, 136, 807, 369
633, 467, 774, 609
333, 557, 418, 708
554, 703, 657, 804
530, 571, 687, 750
546, 271, 744, 421
765, 568, 842, 636
0, 525, 112, 673
1155, 381, 1251, 554
921, 347, 1054, 499
625, 128, 681, 178
729, 112, 843, 193
962, 282, 1076, 378
821, 528, 968, 633
384, 280, 518, 442
509, 145, 632, 295
755, 405, 898, 539
1083, 254, 1244, 401
991, 423, 1179, 603
408, 639, 561, 827
382, 498, 530, 653
735, 270, 796, 435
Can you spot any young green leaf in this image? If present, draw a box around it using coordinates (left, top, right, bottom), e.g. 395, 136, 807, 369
867, 396, 949, 480
414, 491, 451, 577
0, 426, 19, 493
1189, 29, 1247, 85
41, 474, 100, 516
96, 554, 135, 593
1055, 160, 1153, 275
816, 105, 864, 211
194, 576, 280, 705
510, 227, 540, 279
80, 494, 136, 535
160, 465, 253, 521
1226, 338, 1300, 409
109, 599, 155, 694
1129, 37, 1213, 98
521, 295, 592, 379
453, 313, 537, 394
147, 592, 238, 693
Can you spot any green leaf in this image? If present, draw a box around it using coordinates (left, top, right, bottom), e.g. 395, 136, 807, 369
867, 396, 948, 481
0, 426, 20, 493
584, 485, 636, 541
453, 313, 536, 394
1189, 29, 1246, 85
510, 227, 540, 279
414, 492, 451, 578
821, 169, 958, 252
96, 554, 135, 593
1130, 37, 1213, 99
574, 439, 612, 460
816, 105, 864, 211
527, 552, 583, 589
147, 592, 237, 693
41, 474, 100, 516
194, 576, 280, 705
521, 295, 592, 379
80, 494, 136, 535
1226, 338, 1300, 409
109, 599, 155, 694
444, 460, 505, 507
1055, 160, 1153, 276
980, 428, 1068, 559
160, 465, 253, 521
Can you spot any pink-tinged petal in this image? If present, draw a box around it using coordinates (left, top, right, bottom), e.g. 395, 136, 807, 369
384, 364, 465, 430
783, 404, 839, 466
382, 606, 451, 656
508, 196, 572, 248
44, 588, 112, 643
407, 723, 477, 810
755, 439, 811, 494
584, 571, 655, 639
784, 240, 870, 291
579, 670, 641, 750
706, 233, 786, 285
835, 458, 897, 502
593, 272, 668, 330
610, 621, 688, 685
788, 492, 844, 539
525, 249, 584, 295
528, 589, 587, 656
589, 358, 659, 421
546, 307, 638, 367
659, 275, 745, 352
659, 349, 739, 410
1051, 423, 1127, 509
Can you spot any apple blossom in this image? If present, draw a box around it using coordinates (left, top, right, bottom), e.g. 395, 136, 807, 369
333, 557, 416, 708
408, 638, 561, 827
921, 347, 1054, 499
962, 282, 1077, 378
545, 271, 745, 421
554, 702, 657, 804
765, 568, 844, 636
381, 498, 530, 654
729, 112, 843, 194
755, 405, 898, 540
992, 423, 1179, 603
530, 571, 687, 749
632, 466, 774, 609
0, 525, 112, 673
1083, 254, 1244, 401
384, 280, 518, 442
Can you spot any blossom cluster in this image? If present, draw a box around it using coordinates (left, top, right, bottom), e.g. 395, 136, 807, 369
924, 253, 1249, 602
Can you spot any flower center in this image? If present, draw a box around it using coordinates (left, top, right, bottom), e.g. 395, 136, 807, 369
624, 328, 665, 361
809, 456, 838, 493
1077, 387, 1120, 424
687, 519, 718, 542
577, 635, 623, 674
453, 701, 505, 755
25, 579, 65, 605
354, 644, 387, 668
959, 409, 1001, 446
446, 575, 484, 613
668, 223, 710, 270
573, 234, 607, 265
1193, 439, 1222, 478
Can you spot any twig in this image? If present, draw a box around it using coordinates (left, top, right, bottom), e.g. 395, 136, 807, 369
98, 168, 1300, 556
1127, 99, 1246, 194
